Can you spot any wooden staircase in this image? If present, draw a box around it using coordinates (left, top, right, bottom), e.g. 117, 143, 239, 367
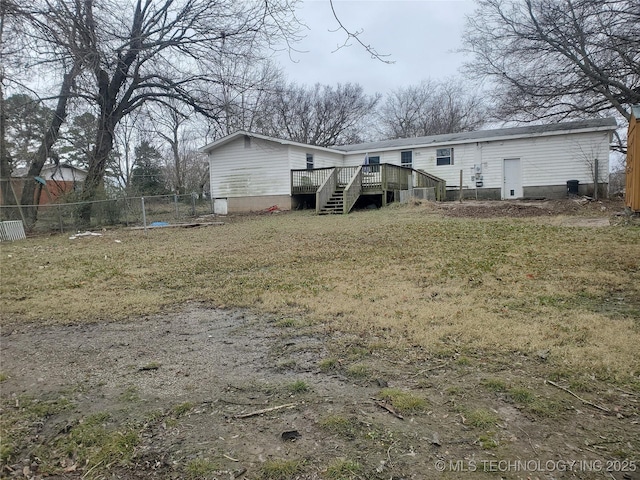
318, 187, 345, 214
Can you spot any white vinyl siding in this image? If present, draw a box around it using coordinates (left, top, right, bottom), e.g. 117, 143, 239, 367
410, 131, 609, 190
288, 146, 343, 169
206, 125, 611, 202
209, 137, 290, 198
343, 150, 401, 167
480, 132, 609, 188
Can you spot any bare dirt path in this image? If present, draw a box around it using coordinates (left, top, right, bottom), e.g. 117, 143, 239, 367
2, 304, 638, 479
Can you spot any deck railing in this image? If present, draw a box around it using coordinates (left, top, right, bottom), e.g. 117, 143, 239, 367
315, 168, 337, 214
414, 169, 447, 200
337, 166, 359, 186
383, 164, 411, 191
293, 163, 446, 206
362, 167, 382, 189
343, 166, 363, 214
291, 167, 334, 194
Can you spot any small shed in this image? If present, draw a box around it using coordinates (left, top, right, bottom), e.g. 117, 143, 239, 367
627, 106, 640, 212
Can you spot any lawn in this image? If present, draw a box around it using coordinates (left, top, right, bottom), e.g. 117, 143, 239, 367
2, 205, 639, 379
1, 203, 639, 479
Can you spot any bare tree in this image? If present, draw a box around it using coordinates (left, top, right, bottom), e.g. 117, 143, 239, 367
377, 79, 487, 139
0, 1, 14, 208
38, 0, 303, 225
205, 58, 285, 139
149, 103, 188, 195
260, 82, 380, 146
10, 1, 90, 226
0, 0, 38, 210
108, 111, 145, 192
462, 0, 640, 128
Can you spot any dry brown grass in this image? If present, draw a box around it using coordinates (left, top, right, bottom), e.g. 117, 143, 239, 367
1, 206, 639, 378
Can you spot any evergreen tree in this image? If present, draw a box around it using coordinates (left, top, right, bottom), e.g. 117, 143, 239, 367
130, 141, 166, 196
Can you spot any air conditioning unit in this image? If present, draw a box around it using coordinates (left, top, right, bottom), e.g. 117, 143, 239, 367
412, 187, 436, 201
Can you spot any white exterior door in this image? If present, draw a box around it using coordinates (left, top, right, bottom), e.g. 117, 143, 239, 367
503, 158, 523, 199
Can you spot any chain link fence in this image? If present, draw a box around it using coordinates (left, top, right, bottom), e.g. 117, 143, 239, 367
0, 193, 214, 234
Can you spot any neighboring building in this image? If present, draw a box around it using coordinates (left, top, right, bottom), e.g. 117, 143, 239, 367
1, 163, 87, 205
200, 118, 616, 214
626, 106, 640, 212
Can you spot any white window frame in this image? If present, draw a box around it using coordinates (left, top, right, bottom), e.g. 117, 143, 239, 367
401, 150, 413, 168
436, 147, 454, 166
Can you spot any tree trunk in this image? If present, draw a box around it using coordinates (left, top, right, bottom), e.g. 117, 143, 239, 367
171, 137, 182, 195
198, 166, 209, 200
0, 80, 16, 214
77, 117, 115, 226
0, 9, 17, 217
19, 68, 78, 228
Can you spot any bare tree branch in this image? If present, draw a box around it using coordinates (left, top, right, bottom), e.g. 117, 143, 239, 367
328, 0, 394, 64
462, 0, 639, 131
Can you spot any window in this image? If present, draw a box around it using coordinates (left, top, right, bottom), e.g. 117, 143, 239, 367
306, 153, 314, 169
368, 155, 380, 172
436, 147, 453, 166
401, 150, 413, 168
244, 135, 251, 149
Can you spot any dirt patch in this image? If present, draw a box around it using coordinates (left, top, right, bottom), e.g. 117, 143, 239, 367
420, 198, 622, 224
2, 305, 638, 479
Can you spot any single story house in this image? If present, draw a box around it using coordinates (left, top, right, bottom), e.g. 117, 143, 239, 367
1, 163, 87, 205
200, 118, 616, 214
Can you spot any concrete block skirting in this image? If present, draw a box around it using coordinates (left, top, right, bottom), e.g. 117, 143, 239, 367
443, 184, 609, 201
227, 195, 292, 213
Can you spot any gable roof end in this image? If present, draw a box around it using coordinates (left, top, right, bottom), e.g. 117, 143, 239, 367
199, 131, 341, 155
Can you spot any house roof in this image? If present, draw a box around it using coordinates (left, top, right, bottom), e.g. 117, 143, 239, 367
200, 118, 617, 156
12, 163, 87, 178
336, 118, 618, 154
199, 131, 342, 155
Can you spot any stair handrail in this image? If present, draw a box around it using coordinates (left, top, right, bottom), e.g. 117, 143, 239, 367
413, 168, 447, 201
343, 165, 363, 214
316, 168, 338, 214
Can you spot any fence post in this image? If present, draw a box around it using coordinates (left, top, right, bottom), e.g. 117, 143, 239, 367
141, 197, 147, 234
174, 193, 179, 219
191, 193, 196, 216
123, 196, 129, 227
594, 158, 599, 200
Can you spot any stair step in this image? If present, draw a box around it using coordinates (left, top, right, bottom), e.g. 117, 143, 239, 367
318, 186, 347, 214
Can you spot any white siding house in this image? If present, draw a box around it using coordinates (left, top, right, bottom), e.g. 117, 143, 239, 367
201, 119, 616, 213
204, 133, 342, 212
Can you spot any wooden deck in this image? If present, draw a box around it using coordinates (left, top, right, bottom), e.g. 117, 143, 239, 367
291, 164, 446, 214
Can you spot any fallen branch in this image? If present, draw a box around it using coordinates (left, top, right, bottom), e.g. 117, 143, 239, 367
411, 361, 448, 377
374, 400, 404, 420
615, 386, 637, 396
232, 403, 297, 419
515, 424, 539, 456
546, 380, 610, 413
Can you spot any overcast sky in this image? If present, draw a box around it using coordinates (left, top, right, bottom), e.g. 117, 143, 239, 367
274, 0, 477, 95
